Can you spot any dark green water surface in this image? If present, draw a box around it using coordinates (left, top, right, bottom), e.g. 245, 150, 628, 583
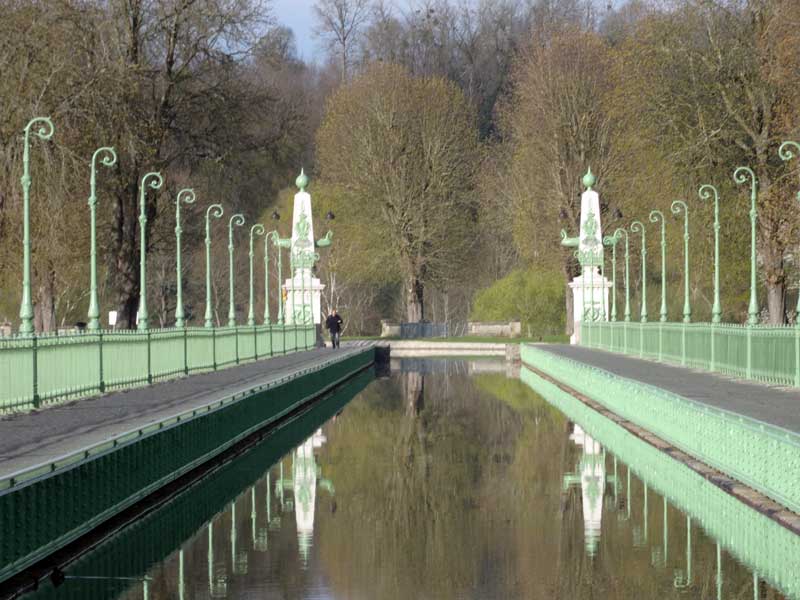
25, 358, 798, 599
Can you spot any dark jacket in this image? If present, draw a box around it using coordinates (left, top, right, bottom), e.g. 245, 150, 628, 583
325, 314, 343, 333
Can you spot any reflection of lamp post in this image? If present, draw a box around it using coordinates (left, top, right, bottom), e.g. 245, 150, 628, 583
204, 205, 224, 328
673, 516, 692, 589
227, 214, 245, 327
19, 117, 55, 335
87, 147, 117, 330
698, 185, 722, 323
137, 172, 164, 331
733, 166, 759, 325
649, 210, 667, 322
630, 221, 647, 322
174, 189, 196, 328
248, 225, 265, 326
671, 201, 690, 322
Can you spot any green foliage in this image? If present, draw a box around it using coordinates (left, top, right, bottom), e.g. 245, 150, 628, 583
471, 267, 565, 338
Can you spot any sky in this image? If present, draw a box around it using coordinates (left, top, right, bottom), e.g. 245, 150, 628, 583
272, 0, 319, 61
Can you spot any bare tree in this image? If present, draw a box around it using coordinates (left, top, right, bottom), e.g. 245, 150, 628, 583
313, 0, 372, 81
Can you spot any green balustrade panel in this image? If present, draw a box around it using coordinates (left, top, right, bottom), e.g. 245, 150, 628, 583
237, 328, 257, 362
583, 321, 800, 387
36, 334, 101, 403
521, 345, 800, 515
519, 366, 800, 599
255, 327, 274, 358
214, 328, 238, 368
0, 325, 315, 413
0, 337, 34, 412
102, 331, 149, 389
187, 329, 215, 373
150, 329, 187, 381
0, 348, 374, 585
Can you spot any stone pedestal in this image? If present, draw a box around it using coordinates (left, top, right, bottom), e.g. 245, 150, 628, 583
569, 266, 611, 345
283, 269, 325, 325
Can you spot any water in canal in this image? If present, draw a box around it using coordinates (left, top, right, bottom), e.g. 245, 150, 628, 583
26, 357, 799, 599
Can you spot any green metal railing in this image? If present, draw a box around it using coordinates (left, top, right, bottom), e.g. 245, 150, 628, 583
581, 321, 800, 387
0, 324, 316, 413
520, 345, 800, 516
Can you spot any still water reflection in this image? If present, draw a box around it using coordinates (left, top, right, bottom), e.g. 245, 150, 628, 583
27, 358, 798, 599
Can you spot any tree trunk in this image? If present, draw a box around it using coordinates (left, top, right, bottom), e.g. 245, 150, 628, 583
406, 277, 424, 322
111, 181, 141, 329
766, 279, 785, 325
34, 265, 56, 332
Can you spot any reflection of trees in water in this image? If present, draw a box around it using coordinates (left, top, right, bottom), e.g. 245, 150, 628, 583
317, 368, 569, 599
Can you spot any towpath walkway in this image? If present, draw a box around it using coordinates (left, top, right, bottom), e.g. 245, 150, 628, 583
531, 344, 800, 434
0, 346, 369, 482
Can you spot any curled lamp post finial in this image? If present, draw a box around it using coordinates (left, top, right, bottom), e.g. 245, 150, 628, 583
613, 228, 631, 322
174, 188, 196, 328
227, 214, 246, 327
733, 166, 759, 325
630, 220, 647, 323
649, 210, 667, 322
671, 200, 691, 323
603, 233, 620, 321
779, 141, 800, 202
698, 184, 722, 323
203, 204, 225, 328
248, 224, 266, 326
137, 171, 164, 331
19, 117, 55, 335
87, 146, 117, 331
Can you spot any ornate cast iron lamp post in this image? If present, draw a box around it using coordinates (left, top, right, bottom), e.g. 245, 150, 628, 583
733, 166, 759, 325
248, 224, 266, 326
630, 220, 647, 322
174, 189, 196, 328
613, 228, 631, 322
698, 184, 722, 323
603, 233, 620, 321
264, 211, 282, 325
204, 204, 224, 328
19, 117, 55, 335
227, 214, 246, 327
779, 141, 800, 321
671, 200, 691, 323
87, 146, 117, 330
649, 210, 667, 322
137, 172, 164, 331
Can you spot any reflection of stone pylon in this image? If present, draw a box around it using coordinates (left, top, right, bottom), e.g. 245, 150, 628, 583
274, 429, 335, 567
562, 425, 609, 557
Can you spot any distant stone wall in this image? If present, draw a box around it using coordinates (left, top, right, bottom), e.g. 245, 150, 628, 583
467, 321, 521, 338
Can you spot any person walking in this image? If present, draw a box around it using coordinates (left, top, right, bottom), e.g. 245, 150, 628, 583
325, 309, 343, 348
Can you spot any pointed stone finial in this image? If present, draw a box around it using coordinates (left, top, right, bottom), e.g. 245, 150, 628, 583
582, 167, 596, 191
296, 168, 308, 192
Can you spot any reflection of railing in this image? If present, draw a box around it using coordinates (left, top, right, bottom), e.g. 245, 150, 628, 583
0, 324, 315, 413
582, 320, 799, 387
521, 364, 800, 599
522, 345, 800, 516
15, 369, 373, 599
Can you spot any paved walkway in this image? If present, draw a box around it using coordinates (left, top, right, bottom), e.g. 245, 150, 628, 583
0, 346, 368, 480
534, 344, 800, 434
